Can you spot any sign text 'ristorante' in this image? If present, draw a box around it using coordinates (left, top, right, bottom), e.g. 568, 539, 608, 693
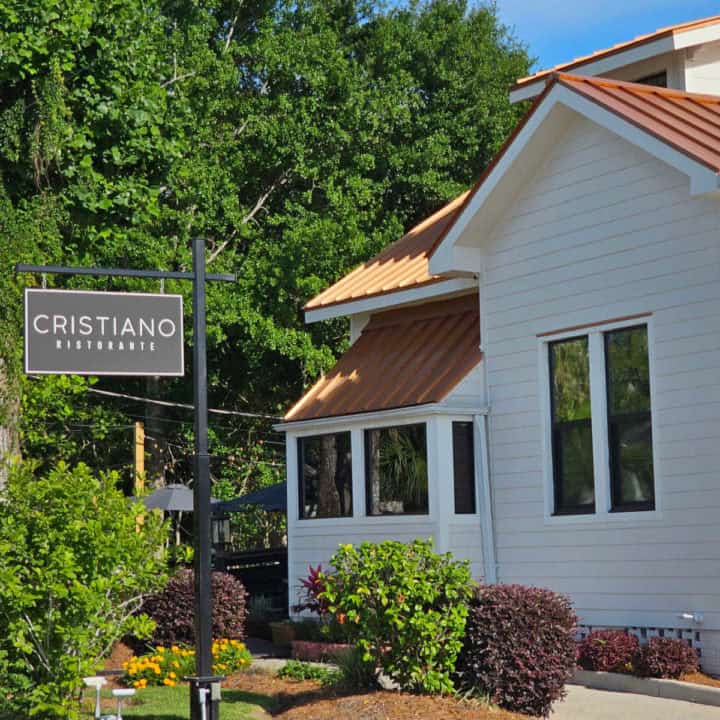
25, 289, 184, 376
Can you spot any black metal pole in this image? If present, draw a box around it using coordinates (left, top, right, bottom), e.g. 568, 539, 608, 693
189, 238, 219, 720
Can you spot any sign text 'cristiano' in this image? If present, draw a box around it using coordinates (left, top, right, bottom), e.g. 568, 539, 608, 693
24, 289, 184, 376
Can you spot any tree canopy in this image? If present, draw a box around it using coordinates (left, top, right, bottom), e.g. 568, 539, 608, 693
0, 0, 530, 523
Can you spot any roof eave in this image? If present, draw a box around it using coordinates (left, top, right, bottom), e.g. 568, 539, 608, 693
276, 402, 489, 432
304, 276, 477, 323
510, 35, 676, 103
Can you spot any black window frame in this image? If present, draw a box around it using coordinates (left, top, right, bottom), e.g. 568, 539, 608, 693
452, 421, 476, 514
549, 336, 596, 516
297, 431, 353, 520
604, 325, 655, 513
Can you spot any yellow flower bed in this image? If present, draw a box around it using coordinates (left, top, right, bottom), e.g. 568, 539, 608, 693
123, 640, 251, 688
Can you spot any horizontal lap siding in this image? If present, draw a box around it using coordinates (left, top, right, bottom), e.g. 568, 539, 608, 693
448, 523, 484, 581
482, 116, 720, 629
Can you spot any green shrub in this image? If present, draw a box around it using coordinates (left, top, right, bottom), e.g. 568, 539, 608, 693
277, 659, 341, 686
321, 539, 472, 694
0, 462, 167, 719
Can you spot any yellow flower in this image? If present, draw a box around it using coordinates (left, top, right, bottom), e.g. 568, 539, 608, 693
172, 660, 180, 669
163, 677, 176, 687
155, 646, 165, 654
169, 671, 177, 679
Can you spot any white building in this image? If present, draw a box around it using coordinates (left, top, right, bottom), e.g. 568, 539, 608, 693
277, 15, 720, 673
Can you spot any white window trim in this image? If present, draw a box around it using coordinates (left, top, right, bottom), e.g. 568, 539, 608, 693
539, 315, 662, 526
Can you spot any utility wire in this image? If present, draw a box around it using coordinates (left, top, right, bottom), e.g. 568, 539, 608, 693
84, 387, 282, 420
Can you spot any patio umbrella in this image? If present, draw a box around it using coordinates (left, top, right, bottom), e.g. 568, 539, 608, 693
212, 482, 287, 514
137, 483, 221, 512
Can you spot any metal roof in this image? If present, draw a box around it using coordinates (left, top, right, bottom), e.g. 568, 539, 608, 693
285, 293, 481, 422
304, 191, 470, 311
513, 15, 720, 91
557, 73, 720, 172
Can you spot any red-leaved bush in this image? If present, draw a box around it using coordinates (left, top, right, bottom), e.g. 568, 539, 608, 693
292, 564, 328, 616
577, 630, 639, 673
636, 637, 699, 678
455, 584, 577, 717
141, 568, 247, 645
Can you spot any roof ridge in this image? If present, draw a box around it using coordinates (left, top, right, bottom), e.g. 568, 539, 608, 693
514, 14, 720, 89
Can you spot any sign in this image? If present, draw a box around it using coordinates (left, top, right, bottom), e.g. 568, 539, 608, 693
25, 289, 184, 376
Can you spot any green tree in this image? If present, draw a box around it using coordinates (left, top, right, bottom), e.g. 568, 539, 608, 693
0, 462, 167, 719
0, 0, 529, 497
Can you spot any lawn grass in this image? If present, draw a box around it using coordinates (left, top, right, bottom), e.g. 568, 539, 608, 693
82, 685, 274, 719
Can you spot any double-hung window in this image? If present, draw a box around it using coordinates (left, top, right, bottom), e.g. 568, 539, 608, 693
546, 322, 655, 516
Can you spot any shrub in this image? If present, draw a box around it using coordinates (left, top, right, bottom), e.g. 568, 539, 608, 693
577, 630, 639, 673
277, 659, 341, 686
321, 539, 473, 694
0, 462, 167, 719
293, 564, 328, 616
142, 568, 247, 646
123, 639, 251, 688
636, 637, 699, 679
455, 584, 577, 718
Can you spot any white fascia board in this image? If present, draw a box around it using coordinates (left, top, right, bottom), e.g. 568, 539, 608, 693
509, 36, 675, 104
304, 277, 477, 324
275, 403, 489, 433
674, 23, 720, 50
433, 82, 719, 275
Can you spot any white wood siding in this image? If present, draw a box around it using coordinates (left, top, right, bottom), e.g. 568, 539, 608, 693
478, 115, 720, 631
684, 40, 720, 95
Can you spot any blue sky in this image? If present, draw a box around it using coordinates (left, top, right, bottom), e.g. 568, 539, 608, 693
495, 1, 720, 71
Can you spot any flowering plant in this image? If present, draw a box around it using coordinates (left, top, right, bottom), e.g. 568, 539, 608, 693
123, 639, 251, 688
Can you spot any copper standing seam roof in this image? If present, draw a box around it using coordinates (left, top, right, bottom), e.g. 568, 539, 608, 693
305, 191, 470, 311
285, 294, 481, 422
513, 14, 720, 91
556, 74, 720, 172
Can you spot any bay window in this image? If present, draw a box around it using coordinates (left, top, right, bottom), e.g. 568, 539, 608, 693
545, 322, 655, 517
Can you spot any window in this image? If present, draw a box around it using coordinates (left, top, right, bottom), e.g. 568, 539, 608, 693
298, 432, 352, 519
605, 326, 655, 512
549, 337, 595, 514
546, 322, 655, 516
634, 71, 667, 88
365, 423, 428, 515
452, 421, 476, 514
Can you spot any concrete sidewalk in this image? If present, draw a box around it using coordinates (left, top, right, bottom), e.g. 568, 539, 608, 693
552, 685, 720, 719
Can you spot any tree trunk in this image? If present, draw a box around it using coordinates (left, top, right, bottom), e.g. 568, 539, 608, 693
0, 359, 20, 488
317, 434, 341, 517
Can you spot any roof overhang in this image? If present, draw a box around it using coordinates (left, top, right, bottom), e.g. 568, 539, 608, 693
430, 79, 720, 276
275, 402, 488, 432
304, 276, 477, 323
510, 19, 720, 103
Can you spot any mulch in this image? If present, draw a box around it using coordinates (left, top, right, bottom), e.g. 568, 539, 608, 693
225, 671, 525, 720
679, 672, 720, 689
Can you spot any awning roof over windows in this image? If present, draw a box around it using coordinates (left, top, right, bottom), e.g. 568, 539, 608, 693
285, 293, 481, 422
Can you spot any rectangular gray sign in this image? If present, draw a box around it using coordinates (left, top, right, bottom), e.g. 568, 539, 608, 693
25, 289, 184, 376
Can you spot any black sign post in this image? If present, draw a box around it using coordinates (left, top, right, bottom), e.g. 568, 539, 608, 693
16, 242, 234, 720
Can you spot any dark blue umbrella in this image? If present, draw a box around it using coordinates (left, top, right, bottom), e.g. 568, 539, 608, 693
212, 482, 286, 514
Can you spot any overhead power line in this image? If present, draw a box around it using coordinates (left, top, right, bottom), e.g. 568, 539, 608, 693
84, 387, 282, 420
